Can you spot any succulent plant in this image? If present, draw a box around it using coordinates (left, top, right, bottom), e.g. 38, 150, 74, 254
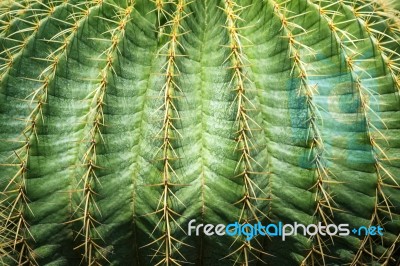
0, 0, 400, 265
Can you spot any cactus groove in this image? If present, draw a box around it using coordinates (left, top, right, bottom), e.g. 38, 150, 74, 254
0, 0, 399, 265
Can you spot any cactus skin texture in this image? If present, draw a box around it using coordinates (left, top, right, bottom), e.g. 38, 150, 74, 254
0, 0, 400, 265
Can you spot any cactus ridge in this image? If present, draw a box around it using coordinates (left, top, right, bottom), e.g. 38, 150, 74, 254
219, 1, 272, 264
271, 1, 338, 264
0, 0, 399, 265
67, 1, 135, 264
141, 1, 192, 265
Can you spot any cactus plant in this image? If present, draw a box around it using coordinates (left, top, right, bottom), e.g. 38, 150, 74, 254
0, 0, 399, 265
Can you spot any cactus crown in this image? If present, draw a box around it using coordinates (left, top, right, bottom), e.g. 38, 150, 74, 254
0, 0, 399, 265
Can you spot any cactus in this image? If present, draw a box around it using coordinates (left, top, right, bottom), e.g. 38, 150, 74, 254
0, 0, 399, 265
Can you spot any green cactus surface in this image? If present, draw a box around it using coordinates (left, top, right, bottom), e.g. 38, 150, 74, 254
0, 0, 400, 265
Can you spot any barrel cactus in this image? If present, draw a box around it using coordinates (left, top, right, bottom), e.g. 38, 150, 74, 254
0, 0, 399, 265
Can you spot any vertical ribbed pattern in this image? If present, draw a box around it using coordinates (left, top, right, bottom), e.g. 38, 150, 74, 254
0, 0, 399, 265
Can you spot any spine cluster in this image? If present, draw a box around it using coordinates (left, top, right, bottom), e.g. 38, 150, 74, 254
222, 1, 268, 264
69, 2, 134, 265
327, 1, 400, 264
268, 1, 337, 264
305, 0, 400, 263
0, 1, 73, 264
0, 0, 57, 79
144, 1, 190, 265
